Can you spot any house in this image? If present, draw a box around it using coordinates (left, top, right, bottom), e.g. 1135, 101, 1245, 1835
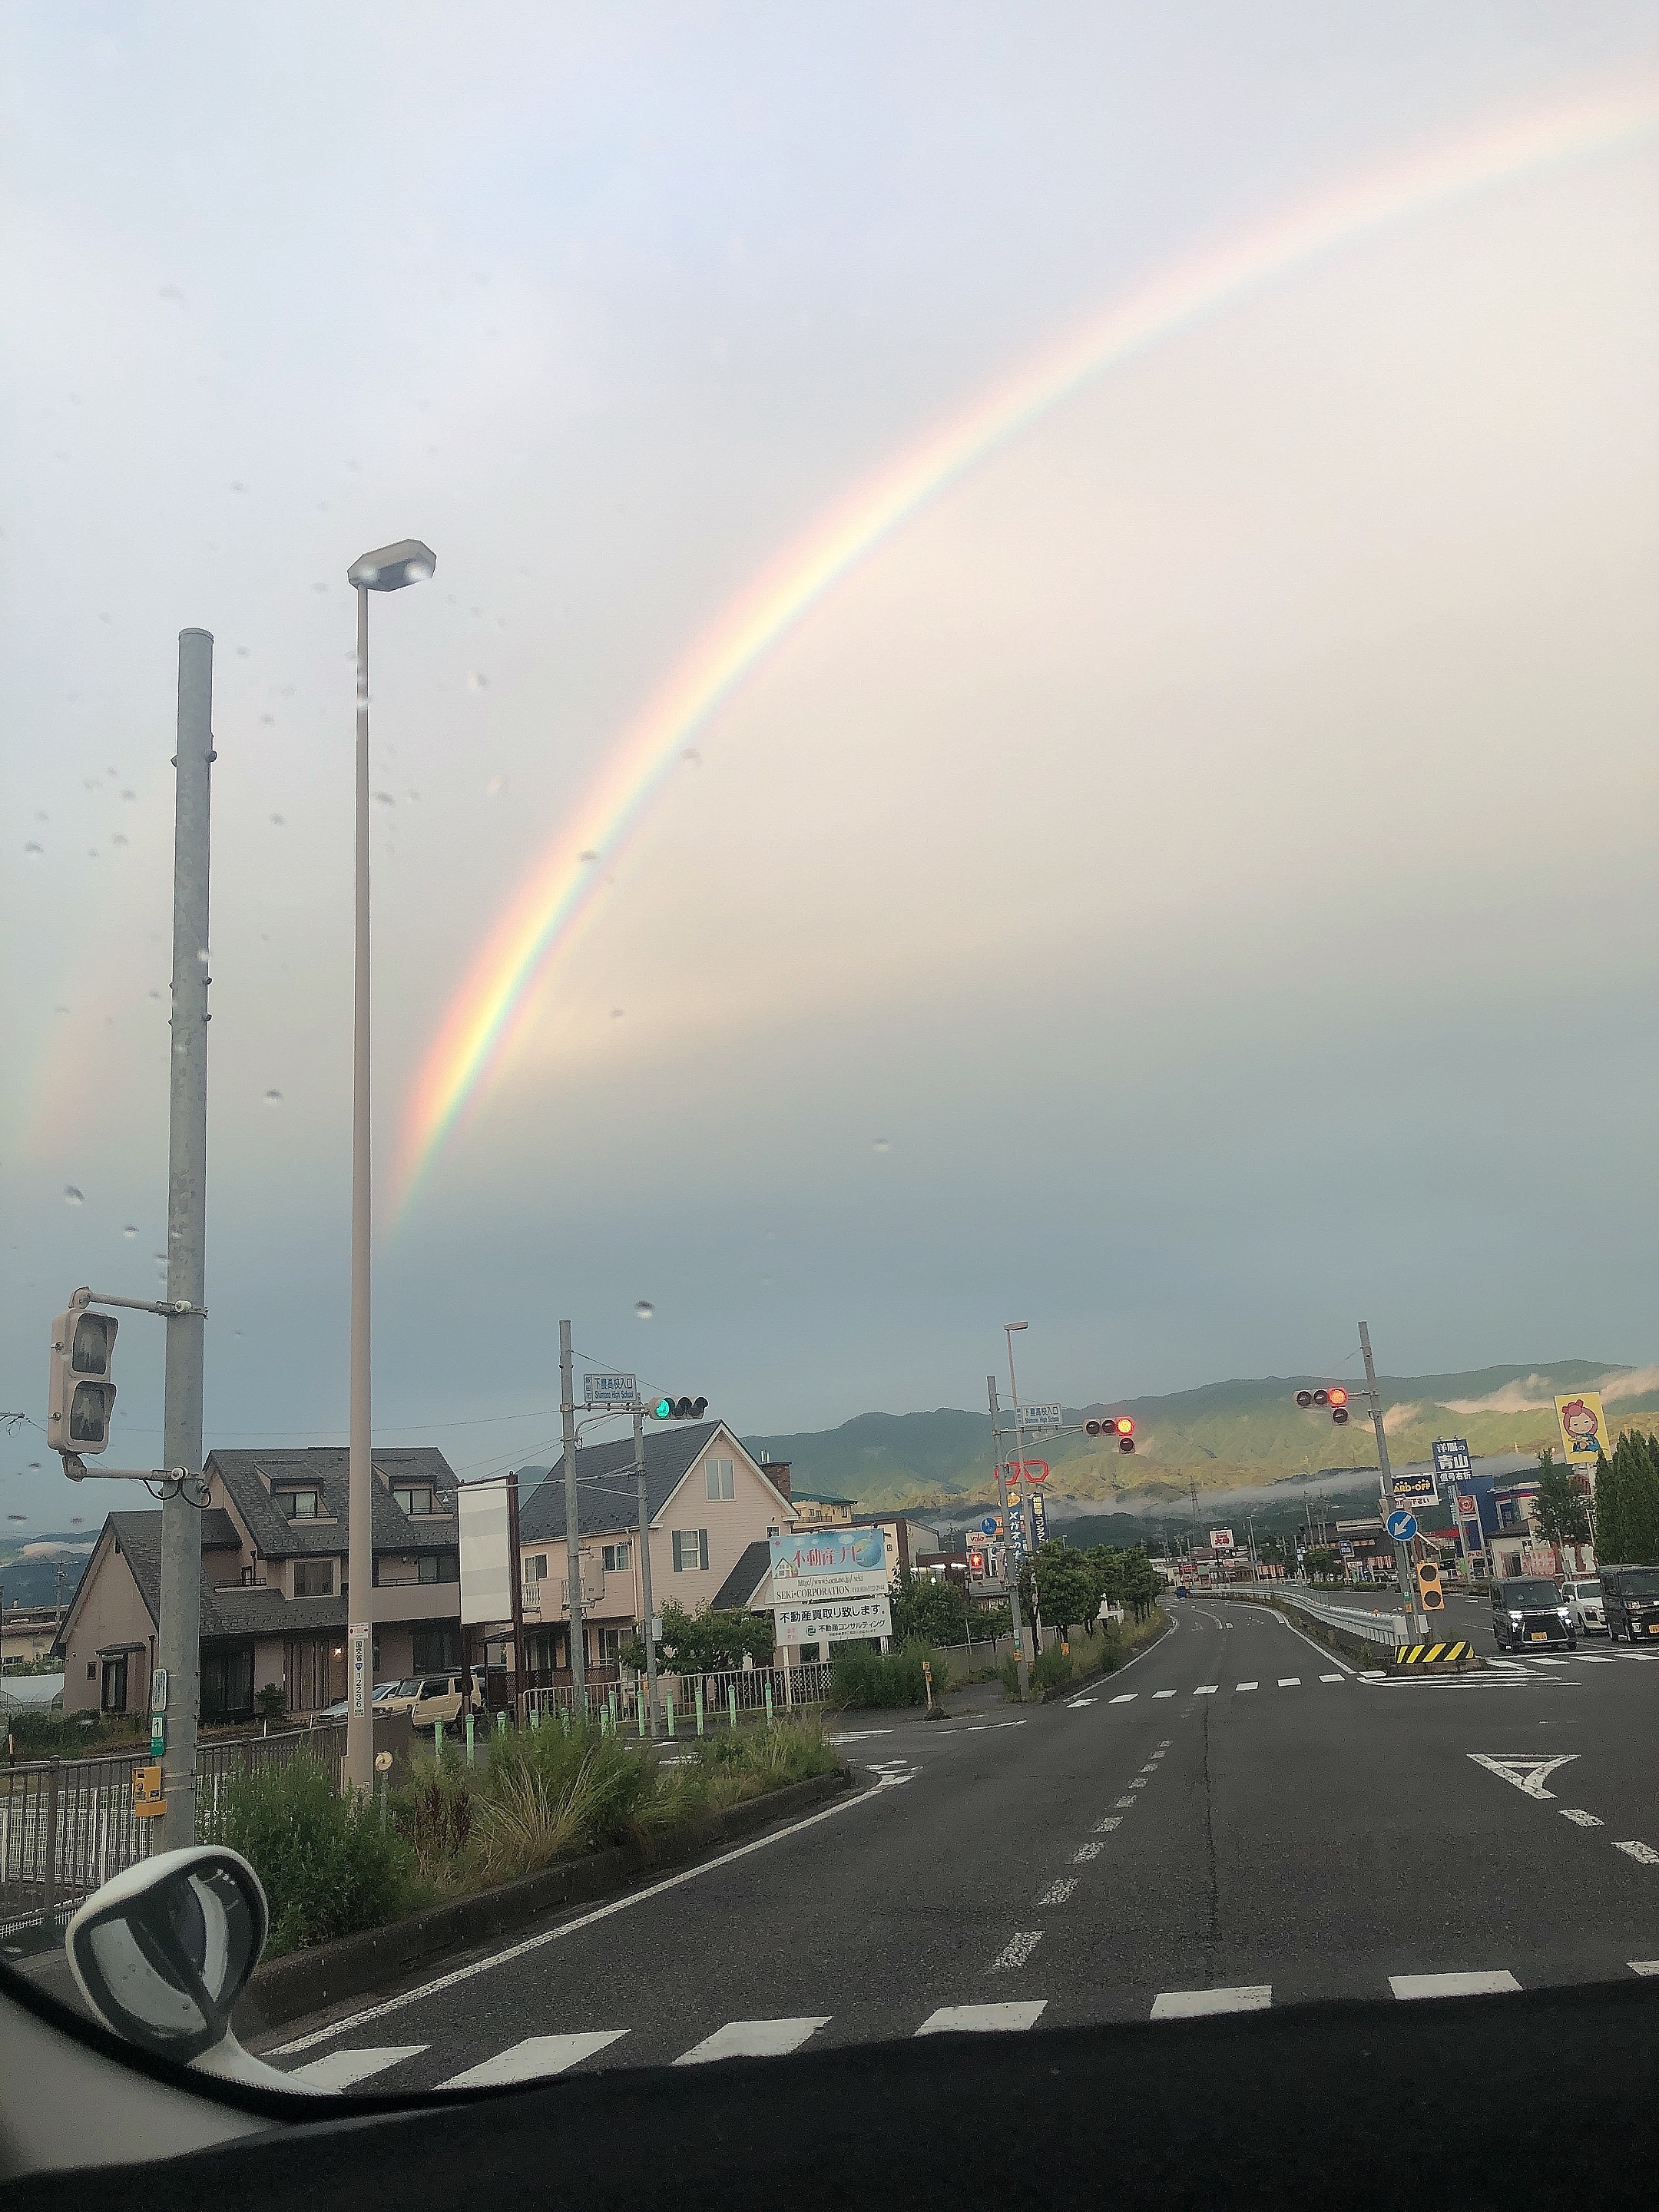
511, 1422, 795, 1681
55, 1445, 463, 1722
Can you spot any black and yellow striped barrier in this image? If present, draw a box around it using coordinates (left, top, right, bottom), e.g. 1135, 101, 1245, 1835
1394, 1639, 1472, 1665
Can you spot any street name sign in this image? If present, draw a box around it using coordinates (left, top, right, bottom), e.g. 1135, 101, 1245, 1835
583, 1373, 638, 1409
1018, 1404, 1063, 1432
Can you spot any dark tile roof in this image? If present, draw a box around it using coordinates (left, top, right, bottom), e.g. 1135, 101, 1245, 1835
710, 1540, 772, 1611
207, 1445, 459, 1559
200, 1508, 243, 1551
518, 1422, 750, 1544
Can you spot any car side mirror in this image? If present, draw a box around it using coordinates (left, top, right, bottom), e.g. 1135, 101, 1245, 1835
65, 1846, 272, 2074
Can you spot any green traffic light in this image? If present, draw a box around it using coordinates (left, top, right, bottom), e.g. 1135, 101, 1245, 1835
653, 1396, 673, 1420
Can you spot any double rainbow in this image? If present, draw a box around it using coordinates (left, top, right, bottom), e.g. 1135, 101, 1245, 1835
394, 83, 1659, 1212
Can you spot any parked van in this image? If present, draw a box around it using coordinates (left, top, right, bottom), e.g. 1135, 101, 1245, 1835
1598, 1566, 1659, 1646
409, 1664, 512, 1734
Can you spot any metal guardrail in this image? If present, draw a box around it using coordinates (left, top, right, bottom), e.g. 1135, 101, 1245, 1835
521, 1660, 836, 1733
1204, 1579, 1402, 1647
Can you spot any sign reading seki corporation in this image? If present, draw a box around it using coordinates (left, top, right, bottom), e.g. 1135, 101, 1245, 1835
769, 1525, 889, 1607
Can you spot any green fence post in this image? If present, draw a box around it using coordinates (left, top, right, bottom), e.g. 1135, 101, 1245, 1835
496, 1710, 507, 1737
728, 1685, 738, 1730
764, 1677, 773, 1722
465, 1711, 475, 1764
666, 1690, 676, 1739
638, 1687, 647, 1737
695, 1682, 704, 1738
434, 1718, 444, 1757
561, 1700, 571, 1737
530, 1702, 541, 1730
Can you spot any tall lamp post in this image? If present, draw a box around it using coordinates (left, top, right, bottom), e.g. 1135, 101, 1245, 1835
343, 538, 434, 1798
1004, 1322, 1034, 1661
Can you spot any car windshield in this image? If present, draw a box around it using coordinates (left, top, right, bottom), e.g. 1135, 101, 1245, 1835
3, 1, 1657, 2160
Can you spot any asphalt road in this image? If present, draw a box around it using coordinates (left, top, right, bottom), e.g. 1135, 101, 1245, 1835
259, 1601, 1659, 2090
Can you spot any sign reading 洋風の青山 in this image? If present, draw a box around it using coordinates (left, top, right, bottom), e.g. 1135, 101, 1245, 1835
769, 1525, 889, 1605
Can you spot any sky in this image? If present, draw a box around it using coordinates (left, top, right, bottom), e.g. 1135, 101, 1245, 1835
3, 2, 1657, 1529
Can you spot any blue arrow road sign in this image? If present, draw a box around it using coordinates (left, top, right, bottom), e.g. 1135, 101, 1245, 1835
980, 1516, 998, 1535
1387, 1509, 1418, 1541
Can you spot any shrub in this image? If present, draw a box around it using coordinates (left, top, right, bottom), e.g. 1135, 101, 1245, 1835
471, 1724, 655, 1879
220, 1755, 410, 1957
1031, 1642, 1073, 1690
830, 1641, 944, 1709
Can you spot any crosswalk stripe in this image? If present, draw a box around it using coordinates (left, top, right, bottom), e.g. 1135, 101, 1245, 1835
1389, 1971, 1518, 2000
1072, 1843, 1102, 1863
440, 2032, 628, 2086
1151, 1986, 1271, 2020
1153, 1690, 1176, 1699
1194, 1686, 1218, 1696
1628, 1960, 1659, 1975
917, 2002, 1047, 2035
283, 2045, 427, 2091
1277, 1677, 1300, 1687
1093, 1815, 1121, 1833
1614, 1840, 1659, 1865
1236, 1681, 1259, 1691
1320, 1674, 1345, 1683
1036, 1878, 1078, 1906
1561, 1809, 1603, 1826
674, 2018, 830, 2065
989, 1930, 1043, 1971
1110, 1694, 1137, 1704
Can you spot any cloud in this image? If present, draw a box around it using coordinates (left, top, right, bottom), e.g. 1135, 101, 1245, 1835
1444, 1374, 1562, 1415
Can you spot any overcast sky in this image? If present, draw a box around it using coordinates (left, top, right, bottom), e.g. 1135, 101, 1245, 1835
4, 3, 1657, 1529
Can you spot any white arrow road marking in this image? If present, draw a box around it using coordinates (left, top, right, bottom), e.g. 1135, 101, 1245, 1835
1468, 1753, 1579, 1799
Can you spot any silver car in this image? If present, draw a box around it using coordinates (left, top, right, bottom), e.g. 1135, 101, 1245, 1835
1564, 1576, 1607, 1636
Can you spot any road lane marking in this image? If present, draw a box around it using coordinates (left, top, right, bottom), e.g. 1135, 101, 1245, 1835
1277, 1677, 1300, 1687
1110, 1694, 1137, 1704
1153, 1690, 1176, 1699
1114, 1795, 1137, 1807
1150, 1986, 1271, 2020
1468, 1753, 1578, 1800
1036, 1878, 1078, 1906
918, 2002, 1046, 2035
1390, 1972, 1518, 2000
270, 1776, 892, 2056
1194, 1686, 1218, 1696
1320, 1674, 1345, 1683
1614, 1841, 1659, 1865
1561, 1809, 1604, 1826
1139, 1763, 1159, 1773
674, 2018, 830, 2065
989, 1931, 1044, 1971
1236, 1682, 1258, 1691
283, 2046, 427, 2091
1628, 1961, 1659, 1975
1128, 1779, 1147, 1790
1065, 1698, 1098, 1709
1093, 1816, 1121, 1833
1071, 1843, 1102, 1863
441, 2032, 629, 2086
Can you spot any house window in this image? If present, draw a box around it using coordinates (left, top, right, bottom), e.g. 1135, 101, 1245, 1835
100, 1654, 127, 1712
412, 1625, 460, 1673
673, 1530, 710, 1572
393, 1483, 435, 1515
416, 1551, 459, 1584
527, 1554, 548, 1580
597, 1625, 626, 1667
602, 1541, 631, 1572
200, 1647, 255, 1722
704, 1459, 735, 1502
275, 1488, 321, 1520
293, 1560, 333, 1598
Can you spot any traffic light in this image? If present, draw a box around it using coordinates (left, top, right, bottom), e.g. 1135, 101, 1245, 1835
48, 1300, 118, 1457
1416, 1558, 1444, 1611
1295, 1386, 1349, 1426
651, 1395, 709, 1421
1085, 1416, 1136, 1454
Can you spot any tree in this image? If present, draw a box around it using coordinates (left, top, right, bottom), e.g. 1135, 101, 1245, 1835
1303, 1546, 1337, 1581
1532, 1449, 1591, 1553
1621, 1431, 1659, 1566
1020, 1541, 1104, 1636
890, 1568, 969, 1648
1594, 1447, 1624, 1562
627, 1600, 776, 1674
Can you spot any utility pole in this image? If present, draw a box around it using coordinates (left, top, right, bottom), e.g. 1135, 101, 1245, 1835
1360, 1320, 1423, 1637
559, 1321, 587, 1714
505, 1467, 527, 1716
988, 1377, 1030, 1697
634, 1399, 659, 1737
158, 629, 212, 1849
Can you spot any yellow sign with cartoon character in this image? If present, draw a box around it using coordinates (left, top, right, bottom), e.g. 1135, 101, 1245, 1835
1555, 1390, 1611, 1468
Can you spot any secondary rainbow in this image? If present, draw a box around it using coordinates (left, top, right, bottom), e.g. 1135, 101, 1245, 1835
395, 82, 1659, 1211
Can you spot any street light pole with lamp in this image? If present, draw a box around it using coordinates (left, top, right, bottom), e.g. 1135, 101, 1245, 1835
1004, 1322, 1042, 1666
343, 539, 434, 1800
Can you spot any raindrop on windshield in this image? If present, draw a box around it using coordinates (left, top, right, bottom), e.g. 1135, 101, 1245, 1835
374, 790, 395, 807
485, 777, 505, 799
270, 815, 285, 828
468, 671, 488, 691
634, 1300, 654, 1320
263, 1090, 283, 1106
611, 1008, 624, 1020
122, 1224, 137, 1238
872, 1137, 892, 1153
63, 1187, 84, 1206
23, 842, 42, 856
111, 833, 128, 847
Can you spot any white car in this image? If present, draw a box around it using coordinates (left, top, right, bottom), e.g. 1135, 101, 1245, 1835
1564, 1577, 1606, 1636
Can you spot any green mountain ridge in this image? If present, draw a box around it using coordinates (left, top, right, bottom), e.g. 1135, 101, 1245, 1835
744, 1361, 1659, 1514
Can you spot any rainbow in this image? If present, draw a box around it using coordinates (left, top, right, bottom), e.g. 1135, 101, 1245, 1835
394, 82, 1659, 1211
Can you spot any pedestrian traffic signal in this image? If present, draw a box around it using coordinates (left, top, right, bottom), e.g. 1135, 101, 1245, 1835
1416, 1559, 1444, 1611
1295, 1386, 1350, 1426
48, 1298, 118, 1457
1085, 1416, 1135, 1454
651, 1395, 709, 1420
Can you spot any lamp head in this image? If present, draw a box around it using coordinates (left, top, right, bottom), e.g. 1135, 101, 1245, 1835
348, 539, 436, 591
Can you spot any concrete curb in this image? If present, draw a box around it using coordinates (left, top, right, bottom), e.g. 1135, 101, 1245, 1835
234, 1766, 853, 2040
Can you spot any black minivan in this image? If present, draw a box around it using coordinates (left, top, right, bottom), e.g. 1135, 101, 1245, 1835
1490, 1575, 1576, 1652
1598, 1565, 1659, 1645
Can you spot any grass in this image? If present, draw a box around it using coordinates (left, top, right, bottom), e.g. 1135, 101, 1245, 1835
220, 1716, 844, 1955
829, 1641, 949, 1709
999, 1607, 1167, 1700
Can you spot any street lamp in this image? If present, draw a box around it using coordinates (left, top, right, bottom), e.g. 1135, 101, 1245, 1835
343, 538, 435, 1799
1003, 1323, 1033, 1663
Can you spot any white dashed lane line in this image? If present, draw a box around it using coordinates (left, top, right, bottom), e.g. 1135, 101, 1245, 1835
989, 1931, 1044, 1972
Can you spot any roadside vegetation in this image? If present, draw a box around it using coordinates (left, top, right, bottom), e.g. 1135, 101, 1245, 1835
213, 1715, 841, 1959
830, 1640, 948, 1708
998, 1604, 1167, 1700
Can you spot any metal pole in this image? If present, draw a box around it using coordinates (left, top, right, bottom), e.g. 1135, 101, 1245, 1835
988, 1378, 1030, 1697
1005, 1333, 1038, 1655
345, 587, 374, 1797
634, 1401, 658, 1737
506, 1467, 526, 1717
560, 1322, 586, 1713
157, 629, 212, 1849
1360, 1320, 1422, 1637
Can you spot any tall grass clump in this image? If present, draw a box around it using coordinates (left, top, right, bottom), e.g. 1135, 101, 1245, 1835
220, 1755, 410, 1958
830, 1641, 947, 1709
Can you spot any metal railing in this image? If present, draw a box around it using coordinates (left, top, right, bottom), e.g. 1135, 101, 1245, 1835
1, 1718, 350, 1937
1203, 1579, 1402, 1648
519, 1659, 836, 1733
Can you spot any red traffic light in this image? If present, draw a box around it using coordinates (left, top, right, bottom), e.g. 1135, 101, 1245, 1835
1328, 1386, 1348, 1408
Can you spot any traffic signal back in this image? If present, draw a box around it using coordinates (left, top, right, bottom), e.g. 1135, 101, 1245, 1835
1416, 1559, 1444, 1611
48, 1303, 118, 1456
